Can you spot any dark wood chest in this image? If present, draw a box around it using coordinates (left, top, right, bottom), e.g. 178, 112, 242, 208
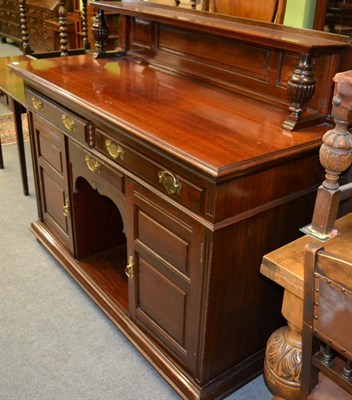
0, 0, 73, 52
0, 0, 21, 44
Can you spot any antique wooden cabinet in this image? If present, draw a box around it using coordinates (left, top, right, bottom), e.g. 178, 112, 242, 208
26, 0, 74, 52
10, 2, 351, 399
0, 0, 74, 51
0, 0, 21, 44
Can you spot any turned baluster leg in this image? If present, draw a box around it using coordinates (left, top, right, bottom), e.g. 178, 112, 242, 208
81, 0, 90, 50
264, 291, 303, 400
190, 0, 197, 9
92, 9, 109, 59
19, 0, 32, 54
282, 54, 316, 131
58, 0, 68, 56
310, 73, 352, 236
174, 0, 181, 6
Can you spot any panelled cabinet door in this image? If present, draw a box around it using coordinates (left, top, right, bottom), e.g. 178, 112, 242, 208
31, 112, 74, 253
126, 180, 206, 375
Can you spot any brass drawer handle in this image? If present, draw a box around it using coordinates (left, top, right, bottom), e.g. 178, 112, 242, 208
158, 170, 182, 195
63, 199, 70, 217
62, 114, 76, 132
85, 155, 101, 173
125, 256, 135, 279
105, 140, 124, 160
31, 96, 43, 111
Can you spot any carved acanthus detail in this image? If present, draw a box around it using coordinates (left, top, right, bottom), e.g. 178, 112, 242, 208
264, 326, 302, 400
283, 54, 316, 131
319, 138, 352, 189
309, 71, 352, 236
319, 110, 352, 191
265, 326, 302, 384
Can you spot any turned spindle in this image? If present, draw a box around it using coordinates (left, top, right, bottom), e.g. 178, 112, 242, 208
58, 0, 68, 56
81, 0, 91, 50
19, 0, 32, 54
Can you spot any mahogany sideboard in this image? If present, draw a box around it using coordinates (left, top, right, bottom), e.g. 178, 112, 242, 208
9, 2, 351, 399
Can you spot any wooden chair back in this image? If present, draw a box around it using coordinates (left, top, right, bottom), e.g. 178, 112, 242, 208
303, 71, 352, 241
300, 242, 352, 399
209, 0, 287, 23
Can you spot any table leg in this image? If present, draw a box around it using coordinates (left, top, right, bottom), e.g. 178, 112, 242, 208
264, 291, 303, 400
12, 100, 29, 195
0, 137, 4, 169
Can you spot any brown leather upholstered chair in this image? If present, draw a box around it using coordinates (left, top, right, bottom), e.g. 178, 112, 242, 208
300, 242, 352, 399
209, 0, 287, 23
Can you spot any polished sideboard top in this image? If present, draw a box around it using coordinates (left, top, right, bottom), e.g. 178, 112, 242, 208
9, 54, 332, 178
10, 2, 351, 176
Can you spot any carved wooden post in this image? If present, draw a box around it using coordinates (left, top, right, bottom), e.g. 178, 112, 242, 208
92, 9, 109, 59
310, 71, 352, 237
175, 0, 180, 6
81, 0, 91, 50
58, 0, 68, 56
190, 0, 197, 9
19, 0, 32, 54
282, 54, 316, 131
299, 71, 352, 240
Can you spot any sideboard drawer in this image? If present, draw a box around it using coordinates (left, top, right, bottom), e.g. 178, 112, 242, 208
95, 129, 205, 214
26, 88, 89, 145
69, 139, 125, 196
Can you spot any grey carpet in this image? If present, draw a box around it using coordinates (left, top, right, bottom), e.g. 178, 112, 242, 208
0, 139, 273, 400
